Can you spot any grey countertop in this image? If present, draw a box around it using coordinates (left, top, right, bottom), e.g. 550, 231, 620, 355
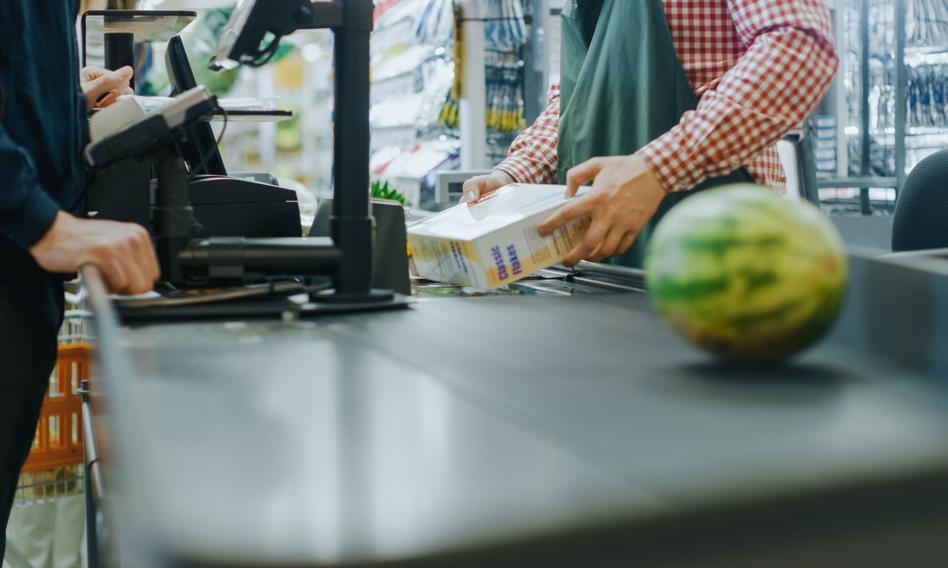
88, 258, 948, 566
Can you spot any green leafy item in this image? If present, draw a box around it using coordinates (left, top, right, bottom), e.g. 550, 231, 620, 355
371, 180, 407, 205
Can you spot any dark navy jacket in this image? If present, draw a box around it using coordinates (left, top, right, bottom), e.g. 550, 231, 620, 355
0, 0, 88, 280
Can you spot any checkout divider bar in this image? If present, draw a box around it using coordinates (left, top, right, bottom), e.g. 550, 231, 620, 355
573, 262, 646, 284
79, 266, 166, 567
567, 261, 648, 293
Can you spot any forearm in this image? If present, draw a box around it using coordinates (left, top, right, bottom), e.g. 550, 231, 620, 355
640, 3, 838, 192
497, 85, 561, 184
0, 137, 60, 249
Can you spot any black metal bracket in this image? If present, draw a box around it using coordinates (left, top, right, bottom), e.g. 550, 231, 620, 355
214, 0, 380, 299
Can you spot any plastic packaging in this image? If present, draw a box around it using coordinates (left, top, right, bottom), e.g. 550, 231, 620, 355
407, 184, 590, 289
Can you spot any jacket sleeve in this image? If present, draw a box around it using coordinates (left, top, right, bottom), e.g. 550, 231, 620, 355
0, 121, 61, 249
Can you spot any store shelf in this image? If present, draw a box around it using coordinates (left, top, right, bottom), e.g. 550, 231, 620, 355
840, 0, 948, 208
368, 0, 532, 208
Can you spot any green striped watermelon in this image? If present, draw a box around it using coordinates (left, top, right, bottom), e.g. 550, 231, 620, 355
645, 185, 848, 363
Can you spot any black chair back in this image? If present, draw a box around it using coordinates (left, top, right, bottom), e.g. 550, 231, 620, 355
892, 149, 948, 252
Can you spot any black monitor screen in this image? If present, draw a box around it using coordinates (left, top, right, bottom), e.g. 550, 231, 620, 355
166, 36, 226, 176
210, 0, 264, 70
167, 35, 199, 94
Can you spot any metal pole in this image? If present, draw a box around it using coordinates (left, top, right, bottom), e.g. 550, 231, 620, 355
834, 0, 848, 179
104, 32, 135, 90
460, 0, 488, 170
153, 155, 201, 287
523, 0, 547, 123
331, 0, 374, 295
80, 381, 101, 568
859, 0, 872, 215
894, 0, 908, 195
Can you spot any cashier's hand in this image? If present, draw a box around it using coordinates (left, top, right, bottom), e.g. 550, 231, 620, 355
538, 155, 666, 267
461, 170, 515, 203
30, 212, 160, 295
80, 66, 134, 110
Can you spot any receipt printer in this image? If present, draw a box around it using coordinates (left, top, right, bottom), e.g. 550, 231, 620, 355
87, 169, 301, 239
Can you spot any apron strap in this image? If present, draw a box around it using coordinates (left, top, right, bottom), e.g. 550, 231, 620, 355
557, 0, 753, 267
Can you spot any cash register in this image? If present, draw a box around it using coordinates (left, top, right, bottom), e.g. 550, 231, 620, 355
84, 1, 410, 317
86, 35, 301, 242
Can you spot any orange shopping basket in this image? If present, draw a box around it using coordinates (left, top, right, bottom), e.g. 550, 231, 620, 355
21, 343, 94, 473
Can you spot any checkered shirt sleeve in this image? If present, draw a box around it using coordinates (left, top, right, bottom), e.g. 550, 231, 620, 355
639, 0, 839, 192
496, 0, 838, 193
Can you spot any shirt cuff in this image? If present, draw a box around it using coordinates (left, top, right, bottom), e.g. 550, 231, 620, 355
495, 157, 532, 184
3, 185, 60, 250
497, 156, 559, 185
637, 133, 704, 193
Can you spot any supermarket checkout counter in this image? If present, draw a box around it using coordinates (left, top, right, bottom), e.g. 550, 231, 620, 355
81, 249, 948, 568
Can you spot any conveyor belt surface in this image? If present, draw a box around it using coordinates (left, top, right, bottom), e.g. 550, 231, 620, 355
98, 286, 948, 567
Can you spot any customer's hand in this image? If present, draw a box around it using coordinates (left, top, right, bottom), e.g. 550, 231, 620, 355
461, 170, 515, 203
538, 155, 666, 267
30, 212, 160, 295
80, 65, 134, 110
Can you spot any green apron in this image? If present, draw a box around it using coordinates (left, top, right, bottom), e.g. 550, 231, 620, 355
557, 0, 753, 267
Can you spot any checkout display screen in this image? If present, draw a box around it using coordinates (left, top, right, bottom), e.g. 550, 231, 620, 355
211, 0, 258, 70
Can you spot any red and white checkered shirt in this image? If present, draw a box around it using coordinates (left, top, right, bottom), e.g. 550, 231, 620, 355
497, 0, 839, 193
